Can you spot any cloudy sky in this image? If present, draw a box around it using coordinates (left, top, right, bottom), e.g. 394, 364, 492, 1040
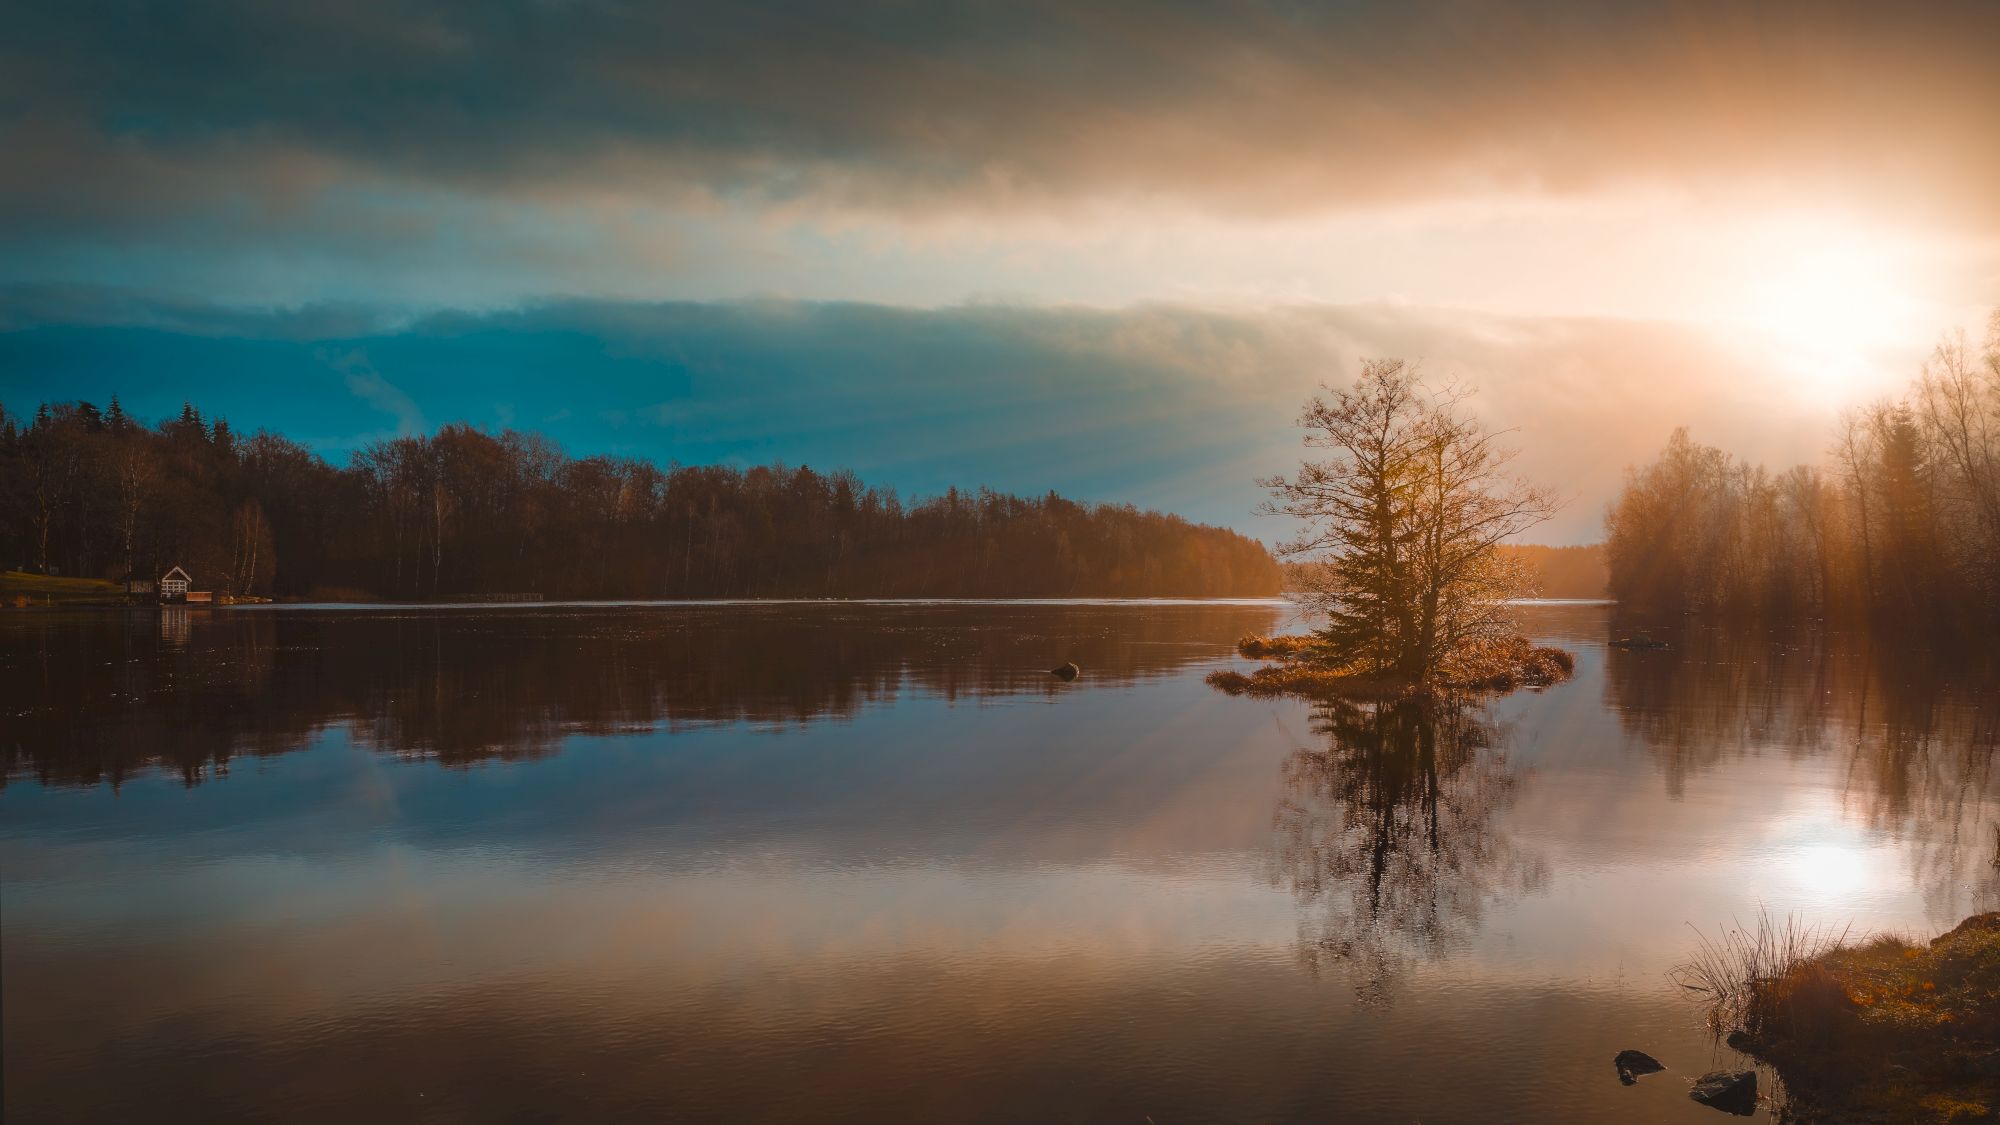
4, 0, 1997, 542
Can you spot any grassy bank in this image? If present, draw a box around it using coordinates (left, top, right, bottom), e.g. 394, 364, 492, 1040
1, 570, 133, 607
1206, 632, 1574, 699
1676, 912, 2000, 1123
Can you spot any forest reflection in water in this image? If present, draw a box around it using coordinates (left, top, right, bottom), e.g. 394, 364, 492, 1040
1263, 609, 2000, 1006
1605, 621, 2000, 919
4, 602, 2000, 1122
1, 600, 1291, 786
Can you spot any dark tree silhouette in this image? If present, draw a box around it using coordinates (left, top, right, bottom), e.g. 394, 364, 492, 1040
0, 402, 1280, 599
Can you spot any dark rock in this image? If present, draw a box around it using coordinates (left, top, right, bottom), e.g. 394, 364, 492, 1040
1049, 662, 1080, 681
1609, 635, 1670, 650
1615, 1049, 1665, 1085
1724, 1030, 1758, 1053
1689, 1070, 1757, 1115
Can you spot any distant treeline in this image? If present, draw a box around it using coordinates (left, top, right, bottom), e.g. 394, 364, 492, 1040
0, 401, 1280, 599
1495, 544, 1607, 599
1607, 313, 2000, 624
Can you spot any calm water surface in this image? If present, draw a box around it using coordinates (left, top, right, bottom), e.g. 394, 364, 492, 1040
4, 601, 1997, 1122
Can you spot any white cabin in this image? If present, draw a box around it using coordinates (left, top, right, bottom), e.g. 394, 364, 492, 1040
160, 566, 191, 601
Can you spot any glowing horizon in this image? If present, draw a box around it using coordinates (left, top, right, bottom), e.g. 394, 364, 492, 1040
3, 1, 1996, 543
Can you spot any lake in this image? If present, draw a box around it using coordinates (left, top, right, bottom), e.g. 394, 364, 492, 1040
4, 600, 1996, 1121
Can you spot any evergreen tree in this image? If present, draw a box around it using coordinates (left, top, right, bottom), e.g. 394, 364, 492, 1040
1874, 406, 1937, 611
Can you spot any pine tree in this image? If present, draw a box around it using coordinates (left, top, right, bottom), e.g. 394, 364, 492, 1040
1874, 405, 1936, 610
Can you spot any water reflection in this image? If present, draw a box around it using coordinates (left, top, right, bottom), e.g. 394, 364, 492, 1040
1274, 696, 1546, 1001
0, 601, 1285, 787
1605, 626, 2000, 917
7, 602, 2000, 1123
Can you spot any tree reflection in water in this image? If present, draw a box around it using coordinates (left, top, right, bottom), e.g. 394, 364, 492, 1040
1272, 695, 1547, 1003
0, 601, 1284, 787
1606, 624, 2000, 922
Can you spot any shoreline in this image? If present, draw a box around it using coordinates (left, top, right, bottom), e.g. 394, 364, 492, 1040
1682, 913, 2000, 1123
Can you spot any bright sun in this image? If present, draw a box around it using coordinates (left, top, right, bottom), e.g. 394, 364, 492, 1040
1751, 255, 1908, 357
1719, 220, 1926, 401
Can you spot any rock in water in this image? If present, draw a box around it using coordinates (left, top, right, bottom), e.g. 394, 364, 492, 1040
1614, 1049, 1664, 1085
1688, 1070, 1757, 1115
1049, 662, 1080, 681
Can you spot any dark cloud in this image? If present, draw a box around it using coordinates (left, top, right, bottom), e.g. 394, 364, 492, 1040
0, 287, 1858, 542
4, 0, 1998, 240
0, 283, 408, 337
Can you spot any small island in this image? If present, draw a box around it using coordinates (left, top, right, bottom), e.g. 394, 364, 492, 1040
1208, 360, 1575, 700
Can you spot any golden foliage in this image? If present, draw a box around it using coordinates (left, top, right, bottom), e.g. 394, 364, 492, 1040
1675, 912, 2000, 1123
1209, 633, 1573, 700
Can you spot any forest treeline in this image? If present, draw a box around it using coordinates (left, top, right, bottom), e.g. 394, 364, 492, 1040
1494, 544, 1607, 599
0, 400, 1281, 599
1607, 312, 2000, 624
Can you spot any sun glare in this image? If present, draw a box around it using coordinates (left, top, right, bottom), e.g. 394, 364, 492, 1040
1752, 256, 1907, 356
1717, 219, 1928, 402
1787, 842, 1869, 898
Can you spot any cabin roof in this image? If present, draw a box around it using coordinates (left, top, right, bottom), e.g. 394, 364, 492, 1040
162, 566, 190, 582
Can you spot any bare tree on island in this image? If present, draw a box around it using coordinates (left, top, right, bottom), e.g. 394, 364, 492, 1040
1215, 359, 1573, 697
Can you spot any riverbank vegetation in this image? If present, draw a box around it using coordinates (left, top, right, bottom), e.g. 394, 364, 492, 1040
1608, 311, 2000, 626
1675, 911, 2000, 1123
0, 400, 1279, 600
1219, 359, 1573, 699
0, 569, 128, 607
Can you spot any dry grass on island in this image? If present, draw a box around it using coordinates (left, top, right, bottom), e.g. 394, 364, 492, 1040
1209, 632, 1574, 699
1674, 912, 2000, 1123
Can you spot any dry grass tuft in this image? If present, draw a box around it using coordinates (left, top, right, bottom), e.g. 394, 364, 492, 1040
1672, 910, 1856, 1042
1235, 633, 1320, 660
1206, 665, 1408, 699
1674, 910, 2000, 1123
1444, 636, 1575, 692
